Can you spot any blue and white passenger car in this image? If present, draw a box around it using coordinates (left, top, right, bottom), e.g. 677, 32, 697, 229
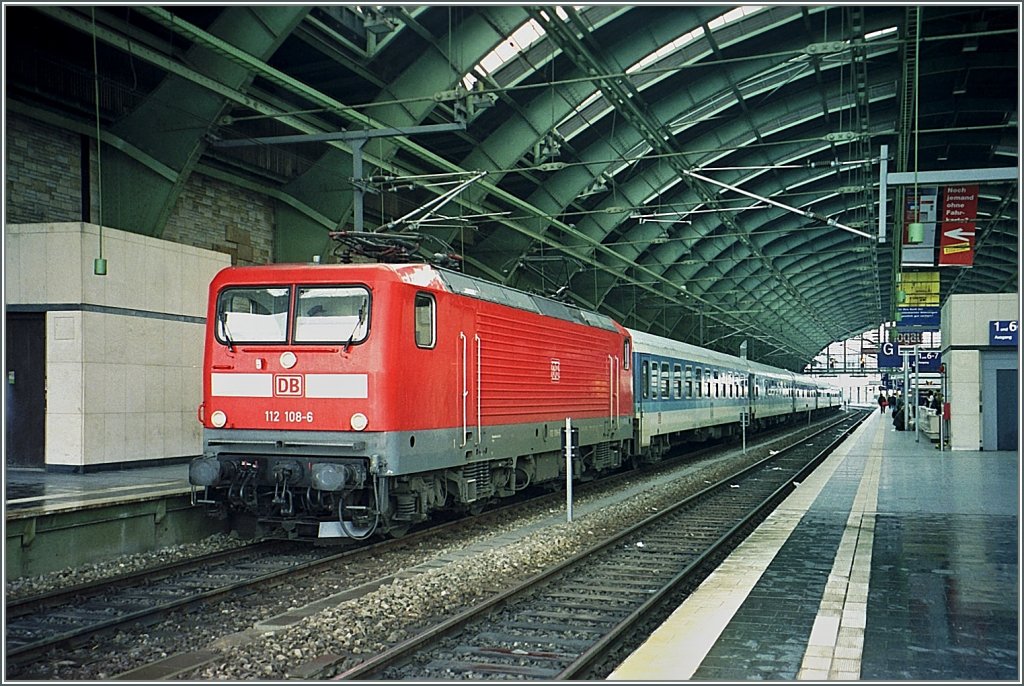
628, 328, 840, 460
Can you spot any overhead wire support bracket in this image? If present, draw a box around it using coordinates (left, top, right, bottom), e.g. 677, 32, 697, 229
210, 121, 468, 233
679, 167, 874, 240
381, 170, 488, 231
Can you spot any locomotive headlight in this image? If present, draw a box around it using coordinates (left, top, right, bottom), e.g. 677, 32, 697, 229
280, 351, 297, 369
350, 412, 368, 431
211, 410, 227, 428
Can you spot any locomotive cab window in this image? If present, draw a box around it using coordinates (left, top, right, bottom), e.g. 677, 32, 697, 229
414, 292, 436, 348
216, 286, 290, 344
294, 286, 369, 344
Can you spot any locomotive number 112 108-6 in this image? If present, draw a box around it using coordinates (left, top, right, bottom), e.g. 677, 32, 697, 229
265, 410, 314, 423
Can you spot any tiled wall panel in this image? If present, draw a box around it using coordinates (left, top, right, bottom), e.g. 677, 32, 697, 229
7, 222, 230, 468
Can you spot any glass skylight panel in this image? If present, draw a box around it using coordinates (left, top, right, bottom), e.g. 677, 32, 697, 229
561, 7, 768, 140
626, 27, 704, 75
462, 15, 555, 90
461, 7, 585, 89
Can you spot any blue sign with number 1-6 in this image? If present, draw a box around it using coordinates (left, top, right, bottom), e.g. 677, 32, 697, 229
990, 320, 1018, 346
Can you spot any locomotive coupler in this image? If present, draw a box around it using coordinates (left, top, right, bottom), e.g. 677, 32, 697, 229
271, 461, 303, 515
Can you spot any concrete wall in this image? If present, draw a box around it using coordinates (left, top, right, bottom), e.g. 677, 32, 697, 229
5, 222, 230, 469
940, 293, 1020, 451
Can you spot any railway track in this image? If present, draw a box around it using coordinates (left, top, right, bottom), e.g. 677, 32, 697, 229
4, 541, 342, 665
327, 411, 867, 680
5, 411, 857, 680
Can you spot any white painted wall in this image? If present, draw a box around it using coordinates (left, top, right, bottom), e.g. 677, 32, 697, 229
5, 222, 230, 468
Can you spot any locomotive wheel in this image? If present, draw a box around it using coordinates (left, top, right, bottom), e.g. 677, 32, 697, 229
339, 519, 375, 539
386, 523, 412, 538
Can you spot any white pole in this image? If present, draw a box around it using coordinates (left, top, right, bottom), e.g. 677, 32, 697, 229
914, 345, 921, 443
741, 409, 747, 454
565, 417, 573, 523
905, 352, 913, 432
939, 371, 946, 452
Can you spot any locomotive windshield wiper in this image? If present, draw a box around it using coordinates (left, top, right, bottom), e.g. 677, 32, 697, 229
219, 311, 235, 352
343, 304, 366, 352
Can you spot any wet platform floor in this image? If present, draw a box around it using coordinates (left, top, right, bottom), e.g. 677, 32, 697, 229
5, 462, 191, 516
609, 410, 1019, 681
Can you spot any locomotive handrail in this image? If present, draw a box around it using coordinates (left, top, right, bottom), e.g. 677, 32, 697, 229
460, 332, 468, 448
475, 334, 481, 444
615, 355, 620, 425
608, 355, 615, 428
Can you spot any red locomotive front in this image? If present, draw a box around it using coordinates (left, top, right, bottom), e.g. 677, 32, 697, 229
190, 262, 634, 540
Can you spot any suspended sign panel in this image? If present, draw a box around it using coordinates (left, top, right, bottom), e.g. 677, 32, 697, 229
901, 188, 938, 266
878, 342, 902, 368
878, 343, 941, 371
898, 270, 940, 307
896, 306, 941, 331
938, 185, 978, 267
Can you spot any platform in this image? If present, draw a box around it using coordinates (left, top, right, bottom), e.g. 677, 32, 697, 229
4, 462, 217, 579
5, 462, 192, 518
609, 410, 1019, 681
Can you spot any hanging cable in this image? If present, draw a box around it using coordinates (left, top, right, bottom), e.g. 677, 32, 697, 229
90, 8, 106, 275
913, 10, 922, 224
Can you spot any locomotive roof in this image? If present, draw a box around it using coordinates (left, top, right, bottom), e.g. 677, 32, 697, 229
212, 262, 624, 335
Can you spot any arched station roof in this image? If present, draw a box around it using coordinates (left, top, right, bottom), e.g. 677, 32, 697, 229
4, 4, 1018, 370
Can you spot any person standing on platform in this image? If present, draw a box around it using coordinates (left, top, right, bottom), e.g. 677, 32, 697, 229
889, 391, 899, 416
878, 392, 888, 414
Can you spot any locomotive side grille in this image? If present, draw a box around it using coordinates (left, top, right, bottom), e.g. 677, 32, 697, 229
476, 311, 611, 420
463, 461, 492, 501
592, 441, 617, 470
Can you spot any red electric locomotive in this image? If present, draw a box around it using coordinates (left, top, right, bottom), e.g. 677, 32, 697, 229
190, 262, 634, 540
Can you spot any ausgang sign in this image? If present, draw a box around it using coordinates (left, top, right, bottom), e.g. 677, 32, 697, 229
990, 320, 1018, 346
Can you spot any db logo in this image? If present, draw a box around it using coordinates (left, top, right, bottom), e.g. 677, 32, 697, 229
550, 359, 561, 382
274, 375, 303, 396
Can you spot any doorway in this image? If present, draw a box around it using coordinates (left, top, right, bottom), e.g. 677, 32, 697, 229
6, 312, 46, 468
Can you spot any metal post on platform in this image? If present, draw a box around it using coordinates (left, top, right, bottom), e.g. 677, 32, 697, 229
741, 410, 748, 454
902, 350, 911, 431
565, 417, 573, 523
939, 370, 946, 452
914, 345, 921, 443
